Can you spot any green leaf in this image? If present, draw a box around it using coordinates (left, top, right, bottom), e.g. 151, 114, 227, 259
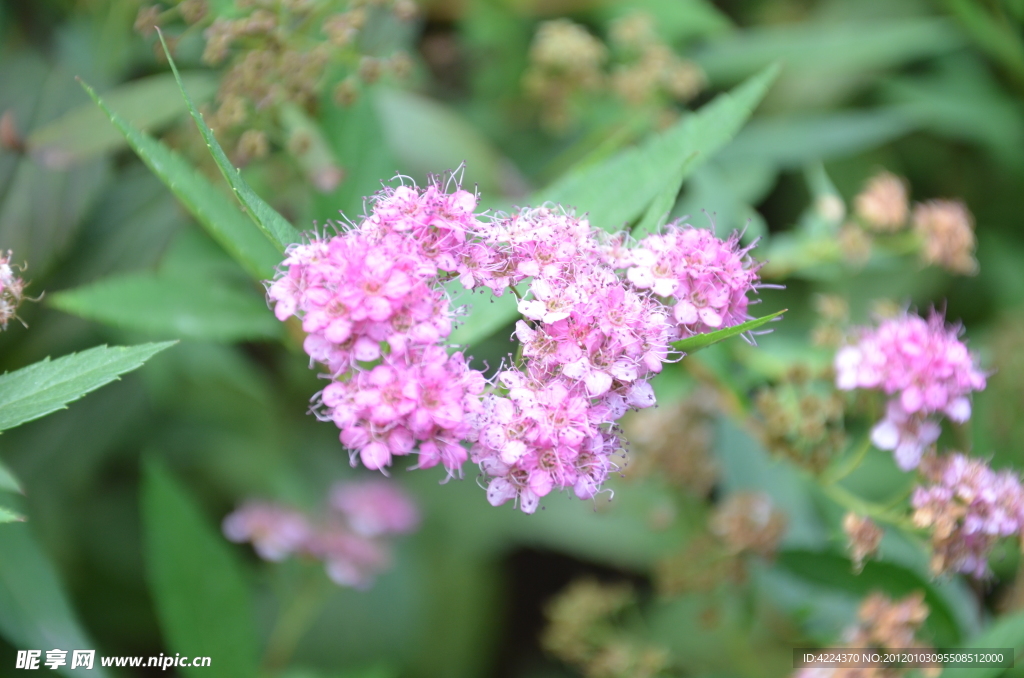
0, 342, 175, 433
157, 31, 301, 251
0, 506, 23, 522
943, 610, 1024, 678
318, 86, 396, 220
716, 110, 917, 169
77, 79, 282, 280
279, 103, 343, 195
539, 64, 779, 232
693, 18, 964, 84
49, 273, 281, 342
944, 0, 1024, 84
447, 283, 522, 348
25, 72, 219, 169
631, 153, 698, 239
672, 309, 786, 353
0, 53, 110, 273
142, 459, 259, 678
374, 87, 509, 198
0, 459, 23, 494
597, 0, 733, 42
0, 523, 111, 676
777, 550, 964, 647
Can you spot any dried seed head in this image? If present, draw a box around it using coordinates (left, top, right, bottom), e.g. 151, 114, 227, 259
913, 199, 978, 275
179, 0, 208, 24
610, 12, 656, 50
855, 171, 909, 231
134, 5, 162, 37
854, 591, 930, 650
358, 56, 382, 84
203, 19, 236, 65
0, 110, 23, 152
837, 222, 872, 265
843, 512, 883, 572
710, 492, 787, 558
621, 391, 717, 496
530, 19, 607, 82
393, 0, 418, 21
236, 128, 269, 161
334, 78, 359, 107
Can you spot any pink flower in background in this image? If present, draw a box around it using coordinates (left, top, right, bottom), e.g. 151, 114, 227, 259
835, 310, 986, 470
222, 503, 312, 561
224, 478, 421, 588
912, 453, 1024, 578
330, 479, 421, 536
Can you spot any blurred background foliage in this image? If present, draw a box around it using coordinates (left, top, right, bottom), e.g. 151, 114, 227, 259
2, 0, 1024, 676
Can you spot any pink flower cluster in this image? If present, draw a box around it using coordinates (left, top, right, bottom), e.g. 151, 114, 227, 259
0, 251, 27, 330
268, 171, 766, 512
268, 177, 490, 478
835, 310, 986, 470
624, 226, 763, 337
912, 453, 1024, 578
223, 479, 419, 588
467, 210, 682, 513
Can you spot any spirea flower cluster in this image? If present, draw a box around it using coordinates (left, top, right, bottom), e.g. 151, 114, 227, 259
268, 171, 766, 512
912, 453, 1024, 578
0, 251, 27, 330
223, 479, 419, 588
834, 310, 986, 470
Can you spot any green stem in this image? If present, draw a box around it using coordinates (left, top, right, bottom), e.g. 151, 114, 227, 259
820, 482, 916, 531
513, 336, 525, 369
262, 568, 331, 674
821, 434, 872, 485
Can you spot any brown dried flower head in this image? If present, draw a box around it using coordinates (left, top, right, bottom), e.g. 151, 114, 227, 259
913, 200, 978, 275
710, 491, 787, 558
837, 223, 872, 265
843, 512, 883, 572
620, 391, 718, 496
855, 172, 909, 232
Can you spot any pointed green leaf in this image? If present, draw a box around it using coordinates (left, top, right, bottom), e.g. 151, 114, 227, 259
0, 460, 22, 494
692, 18, 963, 84
26, 72, 218, 169
77, 79, 282, 280
157, 31, 301, 250
0, 524, 111, 676
142, 459, 258, 678
0, 506, 23, 522
49, 273, 281, 342
631, 152, 698, 239
538, 64, 779, 232
671, 309, 786, 353
0, 342, 175, 433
